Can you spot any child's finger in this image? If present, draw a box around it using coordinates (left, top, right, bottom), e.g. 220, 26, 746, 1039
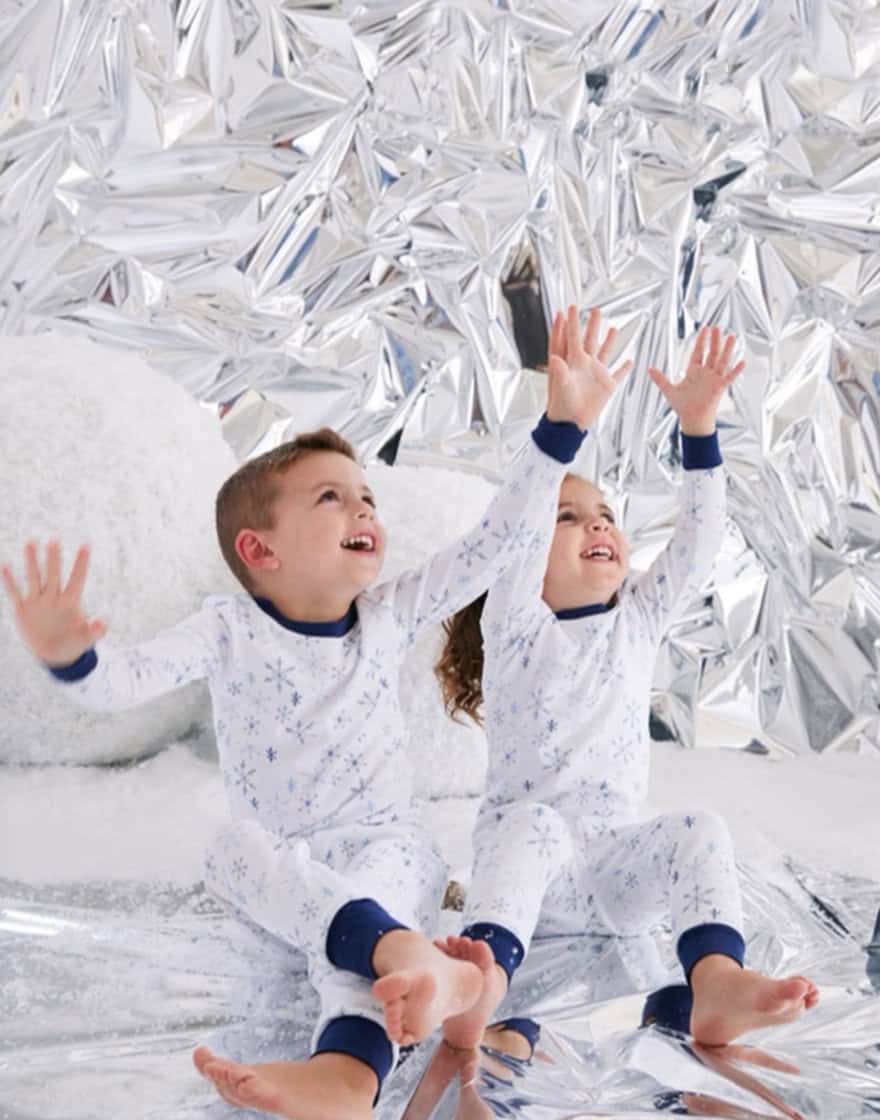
717, 333, 736, 375
87, 619, 106, 644
548, 311, 562, 360
597, 326, 617, 366
611, 358, 633, 385
546, 353, 569, 386
64, 546, 91, 602
707, 324, 721, 366
582, 307, 600, 356
565, 305, 581, 357
1, 564, 22, 607
722, 360, 746, 385
45, 540, 61, 596
25, 541, 42, 598
690, 325, 707, 366
647, 366, 672, 393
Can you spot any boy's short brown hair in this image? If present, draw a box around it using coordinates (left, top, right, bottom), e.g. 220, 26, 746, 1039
216, 427, 357, 591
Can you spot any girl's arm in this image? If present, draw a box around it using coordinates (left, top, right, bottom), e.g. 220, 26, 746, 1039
631, 326, 745, 643
629, 432, 726, 644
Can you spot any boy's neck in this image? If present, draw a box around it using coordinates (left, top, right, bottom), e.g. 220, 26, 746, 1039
255, 585, 358, 623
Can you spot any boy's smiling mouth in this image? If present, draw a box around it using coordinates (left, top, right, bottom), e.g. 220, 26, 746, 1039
581, 544, 616, 562
341, 533, 377, 553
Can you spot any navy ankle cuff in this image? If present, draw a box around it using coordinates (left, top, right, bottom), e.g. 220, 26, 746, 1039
677, 922, 745, 981
314, 1016, 393, 1101
326, 899, 408, 980
460, 922, 524, 983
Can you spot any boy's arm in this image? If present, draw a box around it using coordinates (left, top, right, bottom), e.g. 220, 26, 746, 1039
629, 430, 726, 644
387, 416, 585, 643
479, 460, 562, 664
2, 540, 225, 711
386, 306, 631, 644
46, 605, 227, 711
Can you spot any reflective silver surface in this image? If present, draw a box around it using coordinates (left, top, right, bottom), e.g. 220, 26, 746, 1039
2, 859, 877, 1118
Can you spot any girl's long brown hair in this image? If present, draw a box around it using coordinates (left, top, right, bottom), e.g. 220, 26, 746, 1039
435, 591, 488, 726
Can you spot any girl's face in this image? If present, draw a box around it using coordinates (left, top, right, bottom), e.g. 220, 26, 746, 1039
542, 476, 629, 612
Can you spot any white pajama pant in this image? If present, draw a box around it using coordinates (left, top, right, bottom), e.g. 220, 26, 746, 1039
464, 803, 743, 988
204, 817, 448, 1050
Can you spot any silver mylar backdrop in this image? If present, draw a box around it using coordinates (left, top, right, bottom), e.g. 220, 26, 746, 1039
3, 0, 880, 756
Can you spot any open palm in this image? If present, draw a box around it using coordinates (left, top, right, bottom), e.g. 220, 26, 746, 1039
2, 541, 105, 666
546, 306, 632, 430
648, 326, 745, 434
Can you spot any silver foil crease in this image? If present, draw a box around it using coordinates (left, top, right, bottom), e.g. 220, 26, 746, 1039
2, 1, 880, 754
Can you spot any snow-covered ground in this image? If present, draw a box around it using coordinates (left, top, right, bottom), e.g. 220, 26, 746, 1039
3, 735, 877, 888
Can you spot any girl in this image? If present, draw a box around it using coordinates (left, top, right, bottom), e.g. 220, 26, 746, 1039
433, 318, 818, 1059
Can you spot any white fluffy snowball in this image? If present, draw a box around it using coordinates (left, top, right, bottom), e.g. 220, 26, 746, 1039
0, 332, 239, 764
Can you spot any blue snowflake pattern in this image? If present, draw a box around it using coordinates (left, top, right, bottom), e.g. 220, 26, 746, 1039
232, 761, 256, 797
264, 658, 298, 694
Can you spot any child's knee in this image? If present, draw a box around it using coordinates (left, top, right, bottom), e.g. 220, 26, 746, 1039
505, 801, 574, 861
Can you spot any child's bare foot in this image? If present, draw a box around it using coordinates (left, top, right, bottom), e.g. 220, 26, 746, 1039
690, 957, 817, 1046
193, 1047, 374, 1119
438, 935, 508, 1051
372, 929, 483, 1046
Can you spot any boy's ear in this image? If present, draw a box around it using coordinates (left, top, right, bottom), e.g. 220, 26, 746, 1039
235, 529, 280, 573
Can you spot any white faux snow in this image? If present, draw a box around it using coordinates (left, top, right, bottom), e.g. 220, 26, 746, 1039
2, 738, 877, 887
0, 332, 238, 765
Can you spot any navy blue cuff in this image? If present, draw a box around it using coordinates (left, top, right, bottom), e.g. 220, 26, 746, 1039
326, 899, 408, 981
495, 1017, 541, 1055
461, 922, 524, 984
47, 649, 98, 682
314, 1016, 393, 1099
531, 413, 586, 464
640, 984, 693, 1034
681, 430, 722, 470
677, 922, 745, 981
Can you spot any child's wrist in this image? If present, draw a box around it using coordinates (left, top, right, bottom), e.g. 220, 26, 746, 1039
679, 416, 716, 437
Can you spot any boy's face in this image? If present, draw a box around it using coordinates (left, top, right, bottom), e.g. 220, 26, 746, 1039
258, 451, 386, 599
542, 476, 629, 612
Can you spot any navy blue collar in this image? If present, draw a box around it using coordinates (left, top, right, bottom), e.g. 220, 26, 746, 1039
253, 596, 358, 637
554, 600, 615, 620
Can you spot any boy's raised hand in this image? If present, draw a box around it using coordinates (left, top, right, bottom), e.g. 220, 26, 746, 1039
545, 305, 632, 430
648, 325, 745, 436
2, 541, 106, 666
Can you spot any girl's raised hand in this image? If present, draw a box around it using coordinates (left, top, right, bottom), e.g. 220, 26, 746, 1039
648, 326, 745, 436
546, 306, 632, 430
2, 541, 105, 666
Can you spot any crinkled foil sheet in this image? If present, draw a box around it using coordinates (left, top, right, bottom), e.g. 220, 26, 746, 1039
2, 861, 878, 1118
2, 0, 880, 1115
2, 0, 880, 755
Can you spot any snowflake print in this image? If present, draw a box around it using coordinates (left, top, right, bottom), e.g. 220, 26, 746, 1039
299, 898, 319, 924
264, 658, 297, 694
682, 883, 716, 914
529, 820, 560, 860
456, 537, 488, 569
230, 856, 248, 883
266, 747, 277, 763
232, 761, 256, 797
